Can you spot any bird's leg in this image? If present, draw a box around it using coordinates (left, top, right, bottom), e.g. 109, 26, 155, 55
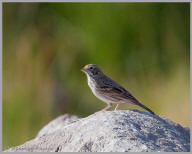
114, 103, 120, 111
101, 103, 112, 111
94, 103, 112, 114
101, 106, 111, 111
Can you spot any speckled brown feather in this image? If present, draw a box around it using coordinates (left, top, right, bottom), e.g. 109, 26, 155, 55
82, 64, 155, 114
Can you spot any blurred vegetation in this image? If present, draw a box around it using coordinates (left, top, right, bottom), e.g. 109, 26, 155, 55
3, 3, 189, 150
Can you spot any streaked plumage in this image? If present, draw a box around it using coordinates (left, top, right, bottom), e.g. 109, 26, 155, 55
81, 64, 155, 115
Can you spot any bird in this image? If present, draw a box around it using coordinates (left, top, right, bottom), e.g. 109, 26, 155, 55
81, 64, 155, 115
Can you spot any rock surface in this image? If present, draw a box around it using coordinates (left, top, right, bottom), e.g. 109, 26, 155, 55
5, 110, 190, 152
36, 114, 79, 138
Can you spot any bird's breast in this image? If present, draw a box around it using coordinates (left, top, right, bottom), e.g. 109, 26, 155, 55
87, 75, 97, 92
86, 75, 116, 104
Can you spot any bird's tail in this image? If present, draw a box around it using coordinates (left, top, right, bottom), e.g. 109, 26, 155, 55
126, 96, 155, 115
133, 101, 155, 115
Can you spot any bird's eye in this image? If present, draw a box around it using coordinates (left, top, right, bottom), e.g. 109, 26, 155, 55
90, 67, 93, 69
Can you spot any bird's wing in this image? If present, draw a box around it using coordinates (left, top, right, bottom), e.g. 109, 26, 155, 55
96, 75, 129, 100
97, 85, 155, 114
96, 75, 155, 114
96, 82, 137, 102
95, 75, 136, 101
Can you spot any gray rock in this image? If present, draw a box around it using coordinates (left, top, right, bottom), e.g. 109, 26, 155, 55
4, 110, 190, 152
36, 114, 79, 138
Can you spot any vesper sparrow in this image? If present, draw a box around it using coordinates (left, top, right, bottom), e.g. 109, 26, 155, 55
81, 64, 155, 115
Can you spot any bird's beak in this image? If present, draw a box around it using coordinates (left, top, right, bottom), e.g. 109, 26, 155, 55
81, 68, 87, 73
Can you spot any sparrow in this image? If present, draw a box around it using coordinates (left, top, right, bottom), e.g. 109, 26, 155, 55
81, 64, 155, 115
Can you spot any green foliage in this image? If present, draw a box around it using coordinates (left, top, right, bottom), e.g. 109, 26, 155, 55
3, 3, 189, 150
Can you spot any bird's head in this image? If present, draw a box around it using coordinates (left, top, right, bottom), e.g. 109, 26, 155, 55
81, 64, 103, 78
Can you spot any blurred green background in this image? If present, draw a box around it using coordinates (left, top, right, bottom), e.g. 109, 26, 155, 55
3, 3, 190, 150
